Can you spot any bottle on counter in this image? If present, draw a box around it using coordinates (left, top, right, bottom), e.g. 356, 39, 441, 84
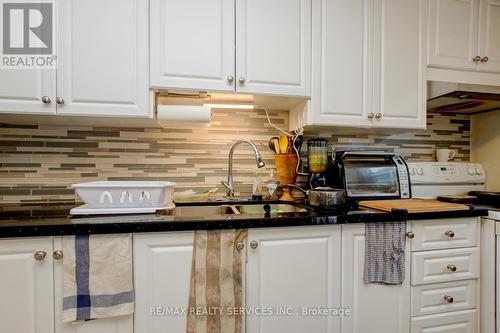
252, 170, 263, 201
265, 169, 279, 200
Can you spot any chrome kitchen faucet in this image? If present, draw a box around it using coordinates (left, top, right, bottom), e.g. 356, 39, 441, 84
222, 140, 265, 198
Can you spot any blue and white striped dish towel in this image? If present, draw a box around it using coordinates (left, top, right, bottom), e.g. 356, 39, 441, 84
62, 234, 134, 323
364, 222, 407, 285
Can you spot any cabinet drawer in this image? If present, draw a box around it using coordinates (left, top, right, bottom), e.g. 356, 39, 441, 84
411, 218, 478, 251
411, 309, 477, 333
411, 280, 477, 316
411, 247, 479, 285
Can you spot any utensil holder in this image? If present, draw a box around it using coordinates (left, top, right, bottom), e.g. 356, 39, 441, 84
274, 153, 298, 201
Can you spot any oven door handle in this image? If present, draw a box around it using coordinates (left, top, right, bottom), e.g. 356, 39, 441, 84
341, 151, 395, 159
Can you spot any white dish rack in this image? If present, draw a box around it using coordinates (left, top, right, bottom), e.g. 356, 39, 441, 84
70, 181, 176, 215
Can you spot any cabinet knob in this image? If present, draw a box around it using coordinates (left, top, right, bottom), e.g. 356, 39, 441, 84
367, 113, 375, 120
444, 295, 454, 303
445, 230, 455, 238
446, 264, 457, 272
227, 75, 234, 83
406, 232, 415, 239
34, 251, 47, 261
238, 77, 246, 84
53, 250, 64, 260
56, 97, 65, 105
481, 56, 489, 63
375, 113, 382, 119
235, 241, 244, 252
41, 96, 51, 104
473, 56, 481, 63
249, 240, 258, 249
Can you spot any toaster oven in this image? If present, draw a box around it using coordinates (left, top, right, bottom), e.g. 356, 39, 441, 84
327, 151, 411, 202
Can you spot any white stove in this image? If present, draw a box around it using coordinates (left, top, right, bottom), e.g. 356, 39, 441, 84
407, 162, 486, 198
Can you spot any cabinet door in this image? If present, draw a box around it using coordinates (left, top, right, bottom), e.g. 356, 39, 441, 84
309, 0, 373, 127
372, 0, 427, 129
477, 0, 500, 73
428, 0, 480, 70
133, 232, 194, 333
56, 0, 149, 117
236, 0, 311, 96
52, 238, 133, 333
0, 237, 54, 333
246, 226, 341, 333
150, 0, 235, 92
0, 70, 56, 114
341, 224, 410, 333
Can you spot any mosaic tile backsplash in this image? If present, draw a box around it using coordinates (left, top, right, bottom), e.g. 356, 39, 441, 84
0, 110, 470, 204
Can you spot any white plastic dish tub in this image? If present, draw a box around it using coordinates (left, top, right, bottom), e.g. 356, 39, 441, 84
71, 181, 175, 208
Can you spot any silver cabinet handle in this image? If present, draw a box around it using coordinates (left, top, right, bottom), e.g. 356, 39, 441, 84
53, 250, 64, 260
367, 113, 375, 120
249, 240, 258, 249
34, 251, 47, 261
473, 56, 481, 63
406, 232, 415, 239
481, 56, 489, 63
227, 75, 234, 83
235, 241, 244, 252
238, 77, 245, 84
444, 295, 454, 303
375, 113, 382, 119
445, 230, 455, 238
56, 97, 64, 105
447, 264, 457, 272
41, 96, 51, 104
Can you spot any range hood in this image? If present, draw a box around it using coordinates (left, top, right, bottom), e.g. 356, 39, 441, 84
427, 82, 500, 115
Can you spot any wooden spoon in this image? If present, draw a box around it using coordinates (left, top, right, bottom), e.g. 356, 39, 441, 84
278, 135, 289, 154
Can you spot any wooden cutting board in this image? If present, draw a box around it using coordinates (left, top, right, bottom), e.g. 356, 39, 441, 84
359, 198, 470, 213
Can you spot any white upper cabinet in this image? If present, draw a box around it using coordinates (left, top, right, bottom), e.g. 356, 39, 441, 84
0, 237, 54, 333
150, 0, 236, 92
246, 226, 341, 333
56, 0, 150, 117
294, 0, 426, 129
372, 0, 427, 129
150, 0, 311, 97
477, 0, 500, 73
235, 0, 312, 96
428, 0, 479, 70
428, 0, 500, 83
307, 0, 372, 127
0, 70, 56, 114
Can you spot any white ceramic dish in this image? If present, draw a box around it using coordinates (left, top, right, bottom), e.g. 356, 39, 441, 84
70, 203, 175, 215
71, 181, 175, 208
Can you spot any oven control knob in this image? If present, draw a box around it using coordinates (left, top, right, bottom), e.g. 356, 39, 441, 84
475, 167, 482, 175
416, 168, 424, 176
467, 168, 475, 175
410, 168, 416, 176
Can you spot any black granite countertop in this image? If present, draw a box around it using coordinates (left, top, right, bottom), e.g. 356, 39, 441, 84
0, 201, 490, 238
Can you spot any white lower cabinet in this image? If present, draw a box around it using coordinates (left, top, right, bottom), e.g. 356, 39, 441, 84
409, 218, 480, 333
245, 226, 341, 333
411, 309, 478, 333
341, 224, 411, 333
0, 237, 54, 333
133, 232, 194, 333
0, 236, 133, 333
52, 238, 133, 333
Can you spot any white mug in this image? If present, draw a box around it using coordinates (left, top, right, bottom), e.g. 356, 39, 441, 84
436, 148, 456, 162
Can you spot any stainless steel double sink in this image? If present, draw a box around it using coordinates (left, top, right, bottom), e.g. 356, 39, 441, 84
173, 203, 310, 217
